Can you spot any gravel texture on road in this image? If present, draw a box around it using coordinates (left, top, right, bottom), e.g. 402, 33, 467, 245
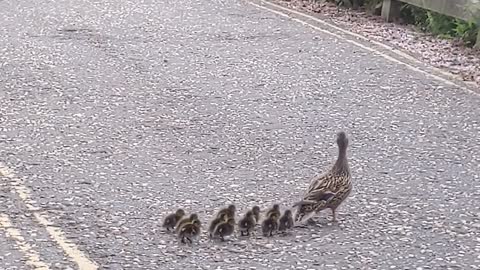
269, 0, 480, 87
1, 0, 479, 269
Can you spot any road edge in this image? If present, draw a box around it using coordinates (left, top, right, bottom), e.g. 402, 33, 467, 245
247, 0, 480, 96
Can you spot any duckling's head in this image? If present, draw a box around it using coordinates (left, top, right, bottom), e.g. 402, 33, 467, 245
267, 214, 279, 222
189, 213, 199, 221
192, 219, 202, 228
252, 206, 260, 215
283, 209, 292, 218
228, 204, 236, 213
336, 131, 348, 149
175, 209, 186, 217
272, 204, 280, 211
218, 212, 228, 221
245, 210, 254, 218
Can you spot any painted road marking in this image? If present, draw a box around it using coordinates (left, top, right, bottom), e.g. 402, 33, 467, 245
248, 0, 479, 96
0, 163, 99, 270
0, 213, 51, 270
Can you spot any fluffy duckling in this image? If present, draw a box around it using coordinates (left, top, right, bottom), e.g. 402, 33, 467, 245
216, 204, 236, 219
238, 210, 256, 236
278, 210, 294, 233
178, 219, 201, 244
175, 213, 199, 234
162, 208, 185, 232
209, 212, 228, 238
212, 217, 235, 241
262, 214, 279, 237
266, 204, 281, 219
252, 206, 260, 224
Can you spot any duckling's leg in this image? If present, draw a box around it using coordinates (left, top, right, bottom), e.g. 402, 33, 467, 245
220, 234, 225, 242
187, 237, 192, 244
180, 236, 186, 244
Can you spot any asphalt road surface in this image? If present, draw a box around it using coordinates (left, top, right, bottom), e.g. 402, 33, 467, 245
1, 0, 479, 269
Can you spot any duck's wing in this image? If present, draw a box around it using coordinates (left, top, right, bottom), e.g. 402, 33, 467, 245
304, 189, 336, 202
304, 171, 336, 196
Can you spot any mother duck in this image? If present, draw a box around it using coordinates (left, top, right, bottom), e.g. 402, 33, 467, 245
293, 131, 352, 223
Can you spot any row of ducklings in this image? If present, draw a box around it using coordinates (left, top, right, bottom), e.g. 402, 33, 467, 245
162, 204, 294, 244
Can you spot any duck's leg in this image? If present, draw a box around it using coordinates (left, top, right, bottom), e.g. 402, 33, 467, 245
331, 208, 337, 222
307, 218, 317, 225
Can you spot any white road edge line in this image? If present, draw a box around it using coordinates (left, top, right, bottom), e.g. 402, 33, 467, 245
0, 213, 51, 270
248, 0, 479, 96
0, 163, 99, 270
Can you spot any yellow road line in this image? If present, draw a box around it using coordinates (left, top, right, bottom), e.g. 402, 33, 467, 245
0, 163, 99, 270
0, 213, 51, 270
248, 0, 479, 96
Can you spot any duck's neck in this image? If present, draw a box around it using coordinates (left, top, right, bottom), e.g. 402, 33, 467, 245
332, 146, 349, 174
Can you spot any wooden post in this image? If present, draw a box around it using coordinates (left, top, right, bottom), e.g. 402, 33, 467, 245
475, 29, 480, 50
381, 0, 402, 22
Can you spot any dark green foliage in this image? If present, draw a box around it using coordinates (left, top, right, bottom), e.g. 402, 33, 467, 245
401, 4, 478, 47
325, 0, 479, 48
452, 20, 478, 47
400, 4, 429, 29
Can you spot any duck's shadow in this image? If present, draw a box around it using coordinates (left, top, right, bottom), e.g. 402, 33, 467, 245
293, 217, 339, 230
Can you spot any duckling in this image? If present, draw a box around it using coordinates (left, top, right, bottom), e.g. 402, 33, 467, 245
251, 206, 260, 224
175, 213, 199, 234
216, 204, 236, 219
208, 212, 228, 238
262, 214, 279, 237
278, 210, 294, 233
266, 204, 281, 219
178, 219, 201, 244
294, 131, 352, 224
162, 208, 186, 232
238, 211, 256, 236
212, 217, 235, 241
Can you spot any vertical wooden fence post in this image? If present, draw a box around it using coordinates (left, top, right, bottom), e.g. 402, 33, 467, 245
381, 0, 402, 22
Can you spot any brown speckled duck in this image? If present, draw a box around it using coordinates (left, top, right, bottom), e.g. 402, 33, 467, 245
293, 131, 352, 223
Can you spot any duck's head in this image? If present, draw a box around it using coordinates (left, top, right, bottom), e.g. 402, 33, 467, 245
336, 131, 349, 149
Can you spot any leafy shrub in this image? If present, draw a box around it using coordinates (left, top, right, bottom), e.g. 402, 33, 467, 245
401, 5, 478, 47
327, 0, 479, 47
